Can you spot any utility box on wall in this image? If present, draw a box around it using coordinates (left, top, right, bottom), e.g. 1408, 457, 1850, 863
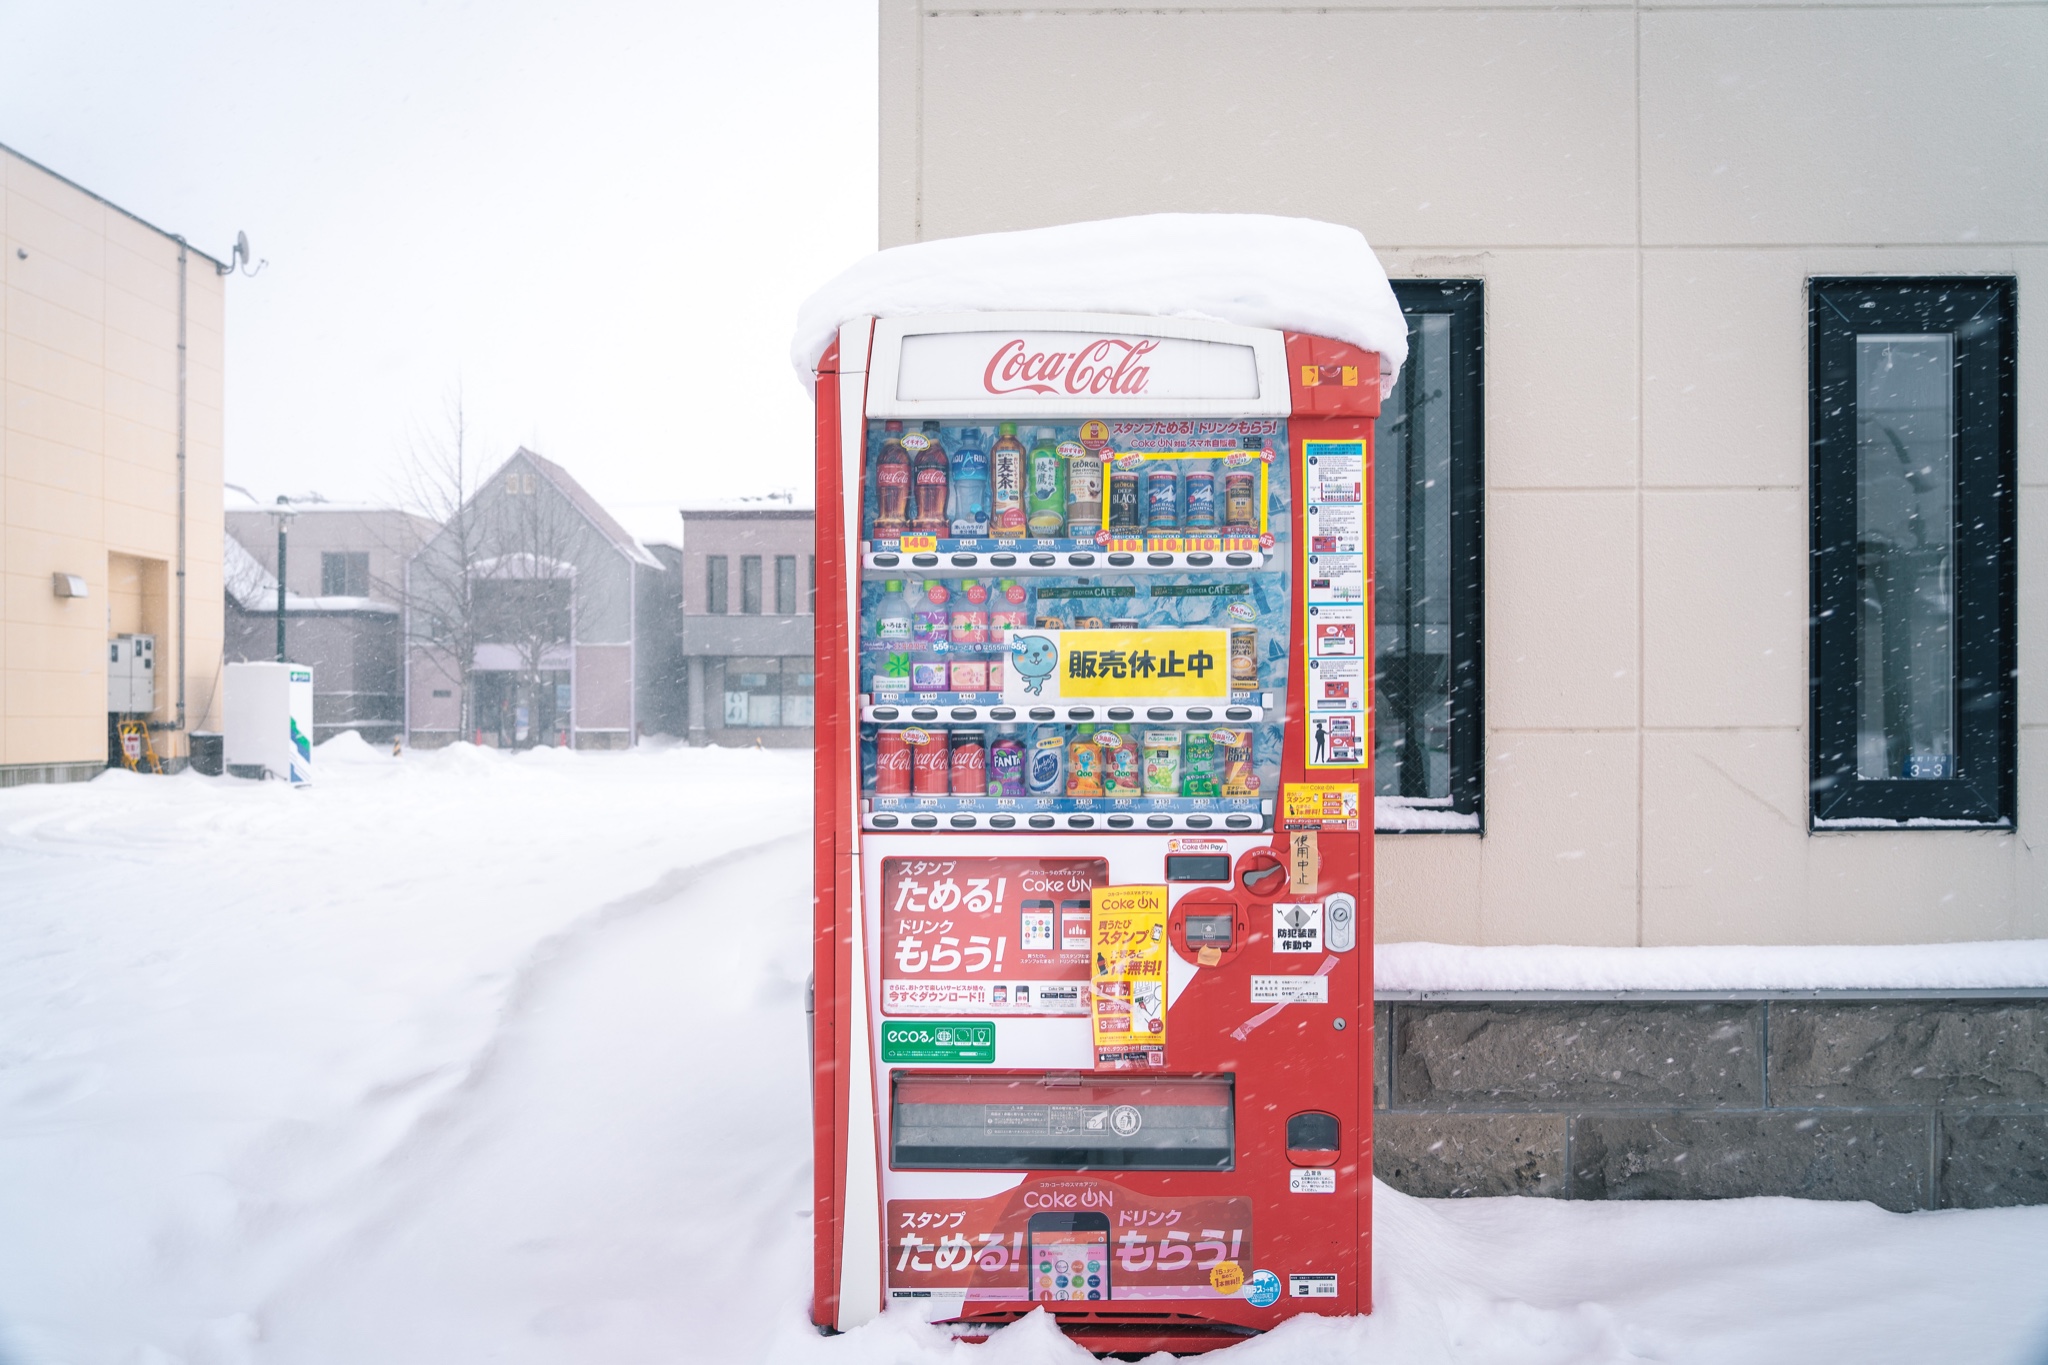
225, 662, 314, 783
107, 634, 155, 714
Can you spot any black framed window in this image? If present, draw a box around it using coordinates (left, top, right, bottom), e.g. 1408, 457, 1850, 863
775, 555, 798, 614
321, 551, 369, 597
741, 555, 763, 615
1374, 280, 1485, 831
1810, 277, 2016, 827
705, 556, 729, 615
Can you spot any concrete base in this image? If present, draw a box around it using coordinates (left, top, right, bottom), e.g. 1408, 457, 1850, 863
0, 761, 108, 788
1374, 996, 2048, 1210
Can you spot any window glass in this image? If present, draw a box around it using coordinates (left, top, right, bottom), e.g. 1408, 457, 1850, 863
1855, 335, 1954, 780
776, 555, 798, 614
321, 551, 369, 597
742, 556, 763, 615
724, 656, 806, 727
1375, 314, 1453, 799
706, 556, 728, 615
1374, 282, 1483, 831
1810, 277, 2015, 826
808, 555, 817, 615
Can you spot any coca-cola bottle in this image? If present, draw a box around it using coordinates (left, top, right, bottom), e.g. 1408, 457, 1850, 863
910, 420, 950, 535
873, 421, 910, 536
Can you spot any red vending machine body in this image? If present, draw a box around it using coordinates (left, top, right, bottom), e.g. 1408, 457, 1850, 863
813, 314, 1377, 1354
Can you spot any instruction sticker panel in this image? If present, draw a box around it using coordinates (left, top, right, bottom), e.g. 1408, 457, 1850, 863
1301, 439, 1369, 768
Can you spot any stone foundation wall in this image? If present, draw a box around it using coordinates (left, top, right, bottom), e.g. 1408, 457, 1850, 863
1371, 995, 2048, 1211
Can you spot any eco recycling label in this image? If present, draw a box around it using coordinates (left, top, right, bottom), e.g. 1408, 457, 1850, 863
1091, 885, 1169, 1070
880, 1020, 996, 1064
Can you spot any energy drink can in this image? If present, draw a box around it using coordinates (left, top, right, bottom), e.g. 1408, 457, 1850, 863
909, 728, 951, 794
1108, 470, 1142, 533
1142, 730, 1181, 795
875, 728, 912, 795
1145, 467, 1180, 531
1183, 467, 1218, 530
1230, 626, 1259, 690
950, 729, 987, 795
1181, 729, 1220, 797
1215, 727, 1257, 796
1223, 470, 1258, 533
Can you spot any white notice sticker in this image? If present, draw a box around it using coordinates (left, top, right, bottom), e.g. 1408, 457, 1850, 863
1290, 1271, 1339, 1295
1289, 1168, 1337, 1194
1271, 902, 1323, 954
1251, 975, 1329, 1004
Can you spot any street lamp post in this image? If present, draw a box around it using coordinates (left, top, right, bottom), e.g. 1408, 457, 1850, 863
273, 496, 296, 663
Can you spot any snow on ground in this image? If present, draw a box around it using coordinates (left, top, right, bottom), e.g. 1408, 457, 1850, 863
2, 740, 2045, 1365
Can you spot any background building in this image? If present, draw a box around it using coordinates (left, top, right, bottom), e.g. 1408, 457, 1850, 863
678, 495, 814, 747
878, 0, 2043, 951
1, 143, 226, 782
876, 3, 2045, 1208
224, 504, 434, 744
405, 448, 672, 750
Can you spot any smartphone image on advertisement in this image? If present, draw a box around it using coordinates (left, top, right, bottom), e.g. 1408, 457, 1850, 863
1027, 1211, 1111, 1303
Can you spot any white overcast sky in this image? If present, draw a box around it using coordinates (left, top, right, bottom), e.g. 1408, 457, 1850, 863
0, 1, 876, 528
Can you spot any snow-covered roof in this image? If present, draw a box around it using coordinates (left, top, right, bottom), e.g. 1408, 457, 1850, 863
222, 532, 398, 615
678, 491, 814, 516
511, 449, 665, 571
792, 213, 1409, 395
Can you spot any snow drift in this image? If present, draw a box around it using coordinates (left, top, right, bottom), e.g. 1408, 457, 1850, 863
791, 214, 1409, 393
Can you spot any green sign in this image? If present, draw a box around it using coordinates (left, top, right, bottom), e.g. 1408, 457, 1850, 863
881, 1020, 996, 1064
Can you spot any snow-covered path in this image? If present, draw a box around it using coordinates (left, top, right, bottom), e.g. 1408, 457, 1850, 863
1, 742, 2045, 1365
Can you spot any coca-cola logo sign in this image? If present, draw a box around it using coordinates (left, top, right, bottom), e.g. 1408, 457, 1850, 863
888, 326, 1268, 408
982, 337, 1159, 397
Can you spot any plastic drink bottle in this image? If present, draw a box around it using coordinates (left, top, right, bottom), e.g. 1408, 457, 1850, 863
1064, 437, 1102, 538
989, 423, 1027, 538
873, 421, 910, 535
910, 581, 951, 691
1026, 428, 1066, 538
1181, 729, 1220, 797
949, 429, 990, 538
1142, 731, 1181, 794
1066, 724, 1103, 796
989, 579, 1030, 643
909, 421, 949, 536
1101, 724, 1141, 796
873, 580, 911, 697
1026, 727, 1067, 795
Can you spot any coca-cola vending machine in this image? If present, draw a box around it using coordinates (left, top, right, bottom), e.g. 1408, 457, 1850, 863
812, 308, 1379, 1353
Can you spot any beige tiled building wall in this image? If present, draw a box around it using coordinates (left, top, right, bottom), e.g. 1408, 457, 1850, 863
2, 145, 226, 776
878, 0, 2046, 947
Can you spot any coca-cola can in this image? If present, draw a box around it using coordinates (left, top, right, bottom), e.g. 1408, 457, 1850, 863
875, 728, 912, 795
950, 729, 988, 795
909, 728, 951, 794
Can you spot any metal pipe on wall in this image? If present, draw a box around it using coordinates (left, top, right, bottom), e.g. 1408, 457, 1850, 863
173, 241, 189, 735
